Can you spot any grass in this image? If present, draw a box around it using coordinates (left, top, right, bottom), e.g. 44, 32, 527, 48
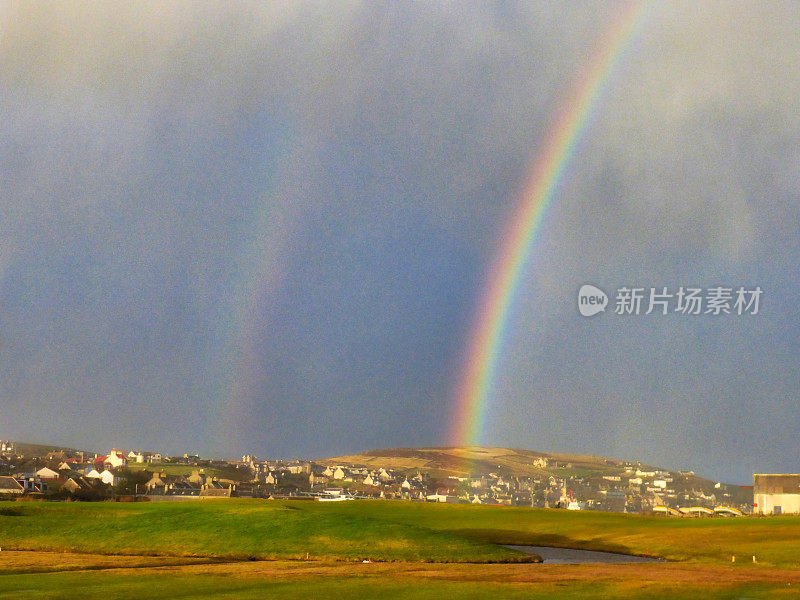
3, 500, 800, 598
0, 562, 799, 600
125, 463, 240, 479
302, 500, 800, 566
0, 500, 525, 563
3, 500, 800, 565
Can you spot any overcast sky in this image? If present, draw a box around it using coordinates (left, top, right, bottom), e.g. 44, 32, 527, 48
1, 2, 798, 483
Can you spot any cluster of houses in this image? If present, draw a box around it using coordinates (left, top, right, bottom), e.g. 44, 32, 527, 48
0, 448, 129, 497
0, 441, 754, 513
0, 446, 249, 500
242, 456, 750, 511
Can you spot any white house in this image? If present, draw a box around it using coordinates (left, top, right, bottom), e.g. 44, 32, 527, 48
34, 467, 60, 479
105, 450, 127, 468
100, 469, 119, 486
127, 450, 146, 463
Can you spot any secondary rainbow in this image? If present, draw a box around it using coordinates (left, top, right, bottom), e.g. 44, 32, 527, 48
450, 3, 649, 448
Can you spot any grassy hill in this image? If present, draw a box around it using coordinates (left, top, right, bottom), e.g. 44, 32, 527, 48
3, 499, 800, 600
4, 441, 86, 457
2, 499, 799, 567
322, 446, 625, 477
320, 446, 704, 485
0, 500, 529, 563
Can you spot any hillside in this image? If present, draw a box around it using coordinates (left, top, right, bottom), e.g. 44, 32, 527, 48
5, 441, 86, 457
320, 446, 752, 508
324, 446, 653, 479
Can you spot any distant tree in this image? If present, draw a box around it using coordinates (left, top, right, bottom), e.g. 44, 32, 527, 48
113, 469, 151, 496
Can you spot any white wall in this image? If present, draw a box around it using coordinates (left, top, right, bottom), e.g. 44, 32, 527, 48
754, 493, 800, 515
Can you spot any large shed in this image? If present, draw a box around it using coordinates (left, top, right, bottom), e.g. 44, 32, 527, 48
753, 474, 800, 515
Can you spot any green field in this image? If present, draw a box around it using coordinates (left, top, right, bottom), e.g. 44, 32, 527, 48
1, 568, 797, 600
2, 500, 800, 565
315, 501, 800, 566
125, 462, 241, 479
2, 500, 800, 599
0, 500, 524, 562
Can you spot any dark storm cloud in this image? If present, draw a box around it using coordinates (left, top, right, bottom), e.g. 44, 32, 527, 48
1, 2, 798, 482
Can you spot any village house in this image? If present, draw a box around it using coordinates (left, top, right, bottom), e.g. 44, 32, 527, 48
200, 480, 232, 497
100, 469, 120, 486
187, 470, 208, 486
127, 450, 146, 463
104, 449, 127, 468
61, 476, 102, 495
34, 466, 60, 479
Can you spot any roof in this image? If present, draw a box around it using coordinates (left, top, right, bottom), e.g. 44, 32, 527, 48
754, 474, 800, 495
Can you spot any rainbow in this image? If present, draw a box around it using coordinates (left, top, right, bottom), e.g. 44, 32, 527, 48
450, 3, 650, 449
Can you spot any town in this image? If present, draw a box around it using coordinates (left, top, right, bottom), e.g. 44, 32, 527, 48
0, 441, 760, 515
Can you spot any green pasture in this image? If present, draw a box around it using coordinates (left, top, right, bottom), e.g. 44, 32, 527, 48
0, 500, 521, 563
124, 463, 239, 479
1, 499, 800, 566
309, 501, 800, 566
3, 500, 800, 599
0, 570, 796, 600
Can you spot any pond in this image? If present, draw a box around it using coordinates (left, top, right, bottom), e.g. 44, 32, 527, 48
503, 545, 664, 564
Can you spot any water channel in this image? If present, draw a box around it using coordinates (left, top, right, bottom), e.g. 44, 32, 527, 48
503, 545, 665, 564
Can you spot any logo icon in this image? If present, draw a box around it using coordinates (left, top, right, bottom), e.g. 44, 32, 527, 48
578, 284, 608, 317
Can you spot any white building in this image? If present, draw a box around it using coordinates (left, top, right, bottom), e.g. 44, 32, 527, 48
105, 449, 127, 468
754, 474, 800, 515
35, 467, 60, 479
100, 469, 120, 486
